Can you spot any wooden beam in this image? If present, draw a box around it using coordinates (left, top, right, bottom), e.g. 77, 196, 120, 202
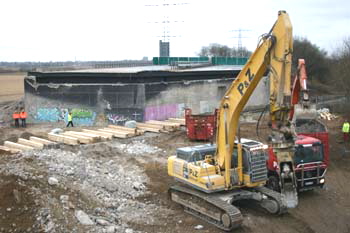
61, 132, 92, 144
98, 129, 129, 138
135, 125, 161, 133
166, 118, 186, 125
108, 125, 137, 134
102, 128, 135, 137
48, 133, 79, 145
4, 141, 34, 151
147, 120, 181, 128
136, 122, 164, 130
0, 145, 21, 154
66, 131, 101, 142
18, 138, 44, 149
29, 136, 55, 145
82, 129, 112, 140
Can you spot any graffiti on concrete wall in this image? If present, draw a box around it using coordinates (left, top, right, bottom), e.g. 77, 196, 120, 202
144, 103, 179, 121
35, 108, 66, 122
106, 114, 131, 125
70, 108, 96, 126
35, 107, 96, 126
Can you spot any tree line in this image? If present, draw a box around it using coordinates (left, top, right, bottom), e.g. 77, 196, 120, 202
198, 37, 350, 95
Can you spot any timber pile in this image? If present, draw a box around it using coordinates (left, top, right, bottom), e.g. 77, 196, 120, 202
0, 136, 55, 154
136, 122, 163, 133
165, 118, 186, 126
145, 120, 181, 131
318, 108, 337, 121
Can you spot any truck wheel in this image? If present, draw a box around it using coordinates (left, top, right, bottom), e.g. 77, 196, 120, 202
266, 176, 280, 192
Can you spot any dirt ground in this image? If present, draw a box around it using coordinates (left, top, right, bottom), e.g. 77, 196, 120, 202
0, 110, 350, 233
0, 72, 25, 102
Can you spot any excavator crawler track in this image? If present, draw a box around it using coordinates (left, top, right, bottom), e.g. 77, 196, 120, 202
169, 185, 243, 231
254, 186, 288, 215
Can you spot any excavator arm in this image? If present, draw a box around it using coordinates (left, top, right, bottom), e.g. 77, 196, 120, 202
289, 59, 317, 121
216, 10, 293, 188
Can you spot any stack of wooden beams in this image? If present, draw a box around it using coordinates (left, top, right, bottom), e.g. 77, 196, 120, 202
145, 120, 181, 131
165, 118, 186, 126
136, 122, 163, 133
0, 136, 55, 154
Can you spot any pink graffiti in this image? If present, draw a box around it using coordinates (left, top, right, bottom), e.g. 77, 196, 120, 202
144, 104, 178, 121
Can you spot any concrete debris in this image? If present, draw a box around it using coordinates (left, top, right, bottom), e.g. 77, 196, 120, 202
125, 229, 134, 233
105, 225, 117, 233
0, 134, 173, 232
116, 140, 161, 155
75, 210, 94, 225
125, 120, 137, 128
48, 177, 58, 186
96, 218, 110, 226
50, 128, 63, 134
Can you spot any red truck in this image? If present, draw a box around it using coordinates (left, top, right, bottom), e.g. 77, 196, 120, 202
267, 59, 329, 192
267, 119, 329, 191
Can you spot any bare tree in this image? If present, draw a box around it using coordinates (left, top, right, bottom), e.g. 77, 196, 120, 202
198, 44, 251, 57
330, 37, 350, 95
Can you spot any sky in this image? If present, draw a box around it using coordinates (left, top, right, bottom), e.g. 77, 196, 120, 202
1, 0, 349, 62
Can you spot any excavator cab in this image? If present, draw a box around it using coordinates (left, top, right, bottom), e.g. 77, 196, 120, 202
170, 138, 268, 190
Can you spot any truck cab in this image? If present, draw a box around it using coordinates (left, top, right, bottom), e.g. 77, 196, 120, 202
294, 135, 326, 191
267, 133, 328, 192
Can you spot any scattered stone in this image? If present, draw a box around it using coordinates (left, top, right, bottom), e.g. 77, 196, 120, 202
48, 177, 58, 186
132, 181, 144, 191
96, 218, 110, 226
125, 120, 137, 128
75, 210, 94, 225
50, 128, 63, 134
105, 226, 116, 233
125, 228, 133, 233
194, 225, 204, 230
60, 195, 69, 203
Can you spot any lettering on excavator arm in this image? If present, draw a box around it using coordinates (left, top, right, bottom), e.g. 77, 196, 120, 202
237, 68, 255, 96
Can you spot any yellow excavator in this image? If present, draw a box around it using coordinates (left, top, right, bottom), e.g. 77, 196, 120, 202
168, 11, 296, 230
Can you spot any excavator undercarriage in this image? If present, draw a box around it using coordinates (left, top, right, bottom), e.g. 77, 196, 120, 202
169, 185, 287, 231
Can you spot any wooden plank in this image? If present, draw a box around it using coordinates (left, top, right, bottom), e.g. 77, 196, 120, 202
66, 131, 101, 142
108, 125, 137, 134
136, 122, 164, 130
29, 136, 55, 145
166, 118, 186, 125
62, 132, 92, 144
82, 129, 112, 140
102, 128, 134, 137
98, 129, 129, 138
135, 125, 161, 133
4, 141, 34, 151
18, 138, 44, 149
0, 145, 22, 154
48, 133, 79, 145
147, 120, 181, 128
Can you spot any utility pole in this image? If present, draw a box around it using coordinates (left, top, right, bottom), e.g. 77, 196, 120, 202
231, 29, 251, 57
145, 0, 188, 57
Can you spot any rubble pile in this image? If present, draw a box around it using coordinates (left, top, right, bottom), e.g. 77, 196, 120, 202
0, 139, 170, 232
114, 140, 162, 155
